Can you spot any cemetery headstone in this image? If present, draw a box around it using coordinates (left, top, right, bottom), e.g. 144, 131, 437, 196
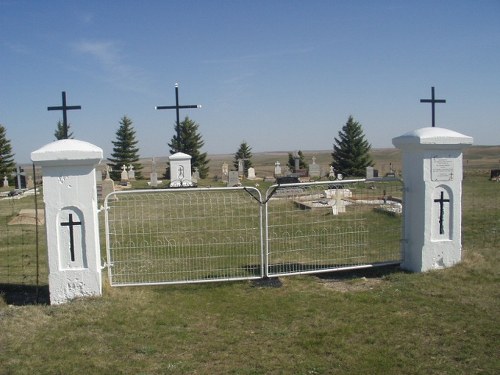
366, 166, 374, 179
490, 169, 500, 181
238, 159, 244, 177
101, 165, 115, 201
192, 167, 200, 184
308, 157, 321, 178
128, 164, 135, 181
3, 176, 8, 187
228, 170, 240, 186
274, 161, 282, 177
169, 152, 193, 187
221, 162, 229, 182
247, 167, 256, 180
328, 166, 335, 180
121, 165, 129, 182
27, 175, 34, 189
150, 158, 158, 187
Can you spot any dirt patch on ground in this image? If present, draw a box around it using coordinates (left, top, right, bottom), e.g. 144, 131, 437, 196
319, 276, 384, 292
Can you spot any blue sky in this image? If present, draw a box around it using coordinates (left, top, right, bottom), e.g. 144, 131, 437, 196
1, 0, 499, 163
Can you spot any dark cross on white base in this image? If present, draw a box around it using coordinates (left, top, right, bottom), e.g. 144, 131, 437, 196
434, 191, 450, 235
420, 86, 446, 128
60, 213, 82, 262
47, 91, 81, 139
155, 83, 201, 152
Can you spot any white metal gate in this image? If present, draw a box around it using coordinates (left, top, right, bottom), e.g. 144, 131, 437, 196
104, 187, 263, 286
104, 179, 403, 286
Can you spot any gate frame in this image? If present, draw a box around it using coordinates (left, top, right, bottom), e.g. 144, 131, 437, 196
264, 178, 405, 278
104, 186, 264, 286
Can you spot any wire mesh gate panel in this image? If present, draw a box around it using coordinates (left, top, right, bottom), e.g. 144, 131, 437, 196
105, 187, 263, 286
265, 179, 403, 277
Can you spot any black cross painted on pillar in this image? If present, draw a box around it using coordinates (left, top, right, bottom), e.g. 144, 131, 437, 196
434, 191, 450, 235
420, 86, 446, 128
60, 213, 82, 262
155, 83, 201, 152
47, 91, 82, 139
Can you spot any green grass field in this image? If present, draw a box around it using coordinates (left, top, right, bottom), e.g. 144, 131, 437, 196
0, 156, 498, 374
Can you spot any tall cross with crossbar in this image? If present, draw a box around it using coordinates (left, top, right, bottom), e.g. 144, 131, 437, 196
47, 91, 82, 139
434, 191, 450, 235
155, 83, 201, 152
420, 86, 446, 128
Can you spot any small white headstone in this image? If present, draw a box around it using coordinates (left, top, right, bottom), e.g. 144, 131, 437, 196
329, 166, 335, 179
3, 175, 8, 187
274, 161, 282, 177
366, 166, 374, 179
228, 171, 240, 186
247, 167, 256, 180
150, 158, 158, 187
309, 157, 321, 178
121, 165, 128, 181
128, 164, 135, 181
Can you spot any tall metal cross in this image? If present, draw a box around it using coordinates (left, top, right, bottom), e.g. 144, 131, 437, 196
60, 213, 82, 262
434, 191, 450, 235
420, 86, 446, 127
47, 91, 81, 139
155, 83, 201, 152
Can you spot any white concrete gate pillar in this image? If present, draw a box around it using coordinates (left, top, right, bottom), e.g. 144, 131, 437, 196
31, 139, 103, 304
392, 127, 472, 272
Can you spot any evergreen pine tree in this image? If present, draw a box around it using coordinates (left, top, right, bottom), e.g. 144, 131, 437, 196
167, 116, 209, 179
233, 141, 253, 171
331, 116, 373, 177
287, 150, 308, 171
54, 120, 74, 140
108, 116, 142, 180
0, 124, 16, 181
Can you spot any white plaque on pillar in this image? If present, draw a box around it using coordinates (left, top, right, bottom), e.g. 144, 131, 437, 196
431, 157, 454, 181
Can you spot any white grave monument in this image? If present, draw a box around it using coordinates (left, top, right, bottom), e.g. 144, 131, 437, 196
3, 175, 8, 187
31, 139, 103, 304
393, 127, 472, 272
274, 161, 282, 177
221, 162, 229, 182
128, 164, 135, 181
121, 164, 128, 182
169, 152, 193, 187
150, 158, 158, 187
247, 167, 256, 180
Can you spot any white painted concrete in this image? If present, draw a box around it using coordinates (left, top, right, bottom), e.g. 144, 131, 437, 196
31, 139, 103, 304
393, 127, 473, 272
169, 152, 193, 187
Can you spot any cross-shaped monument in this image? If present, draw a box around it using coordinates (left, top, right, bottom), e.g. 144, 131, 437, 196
47, 91, 82, 139
60, 213, 82, 262
434, 191, 450, 235
155, 83, 201, 152
420, 86, 446, 128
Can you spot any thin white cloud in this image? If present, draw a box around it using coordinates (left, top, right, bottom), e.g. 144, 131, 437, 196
72, 40, 150, 93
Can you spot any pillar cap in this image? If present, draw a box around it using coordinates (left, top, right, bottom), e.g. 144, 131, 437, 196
169, 152, 192, 160
31, 139, 103, 166
392, 127, 473, 150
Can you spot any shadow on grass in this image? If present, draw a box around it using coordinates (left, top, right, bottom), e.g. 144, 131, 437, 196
0, 284, 49, 306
